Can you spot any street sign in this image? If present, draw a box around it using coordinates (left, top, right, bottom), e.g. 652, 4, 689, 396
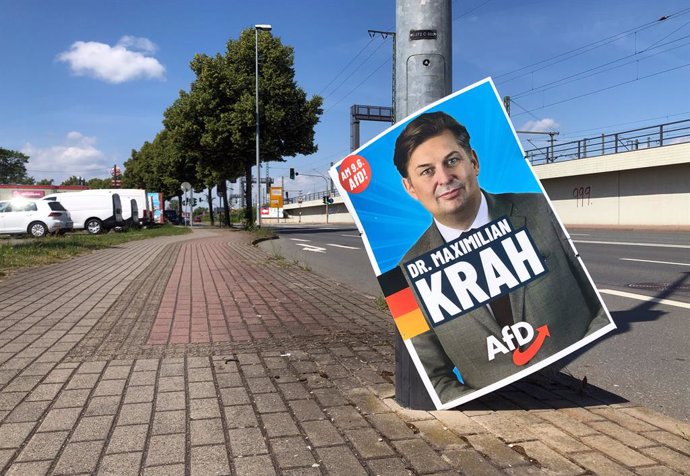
269, 186, 283, 208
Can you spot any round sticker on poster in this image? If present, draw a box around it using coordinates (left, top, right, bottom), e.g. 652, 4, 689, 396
338, 155, 371, 194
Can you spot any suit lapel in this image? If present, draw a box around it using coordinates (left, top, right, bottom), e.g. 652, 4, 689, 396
485, 192, 527, 324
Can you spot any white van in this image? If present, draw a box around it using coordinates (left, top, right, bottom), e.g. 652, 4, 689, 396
79, 189, 152, 227
42, 192, 123, 234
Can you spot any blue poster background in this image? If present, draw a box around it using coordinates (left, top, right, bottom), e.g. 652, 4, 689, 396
338, 79, 542, 274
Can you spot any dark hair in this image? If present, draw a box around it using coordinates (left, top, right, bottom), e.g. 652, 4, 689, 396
393, 111, 472, 177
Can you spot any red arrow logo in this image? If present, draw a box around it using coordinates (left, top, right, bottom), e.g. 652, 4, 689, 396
512, 325, 550, 366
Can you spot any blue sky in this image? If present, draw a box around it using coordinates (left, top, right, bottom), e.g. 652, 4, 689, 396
2, 0, 689, 196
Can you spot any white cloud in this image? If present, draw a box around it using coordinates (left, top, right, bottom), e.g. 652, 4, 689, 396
22, 132, 112, 181
520, 118, 560, 133
57, 36, 165, 83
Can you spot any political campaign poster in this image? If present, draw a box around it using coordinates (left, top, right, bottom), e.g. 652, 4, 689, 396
329, 78, 615, 410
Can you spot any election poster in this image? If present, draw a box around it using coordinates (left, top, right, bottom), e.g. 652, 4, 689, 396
329, 78, 616, 410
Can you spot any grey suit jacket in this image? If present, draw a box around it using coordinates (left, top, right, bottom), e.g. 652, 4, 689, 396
402, 192, 609, 404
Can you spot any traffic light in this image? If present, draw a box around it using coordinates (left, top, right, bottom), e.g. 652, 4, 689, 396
327, 196, 334, 204
322, 196, 327, 204
323, 195, 334, 205
289, 168, 295, 179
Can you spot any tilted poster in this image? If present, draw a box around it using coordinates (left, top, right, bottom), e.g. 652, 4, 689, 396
329, 78, 616, 409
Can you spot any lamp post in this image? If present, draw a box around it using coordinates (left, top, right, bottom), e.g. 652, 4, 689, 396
255, 23, 272, 227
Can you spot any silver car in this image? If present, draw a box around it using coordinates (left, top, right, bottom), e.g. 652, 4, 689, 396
0, 198, 73, 237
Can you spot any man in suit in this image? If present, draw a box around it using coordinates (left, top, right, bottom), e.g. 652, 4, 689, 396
394, 111, 611, 404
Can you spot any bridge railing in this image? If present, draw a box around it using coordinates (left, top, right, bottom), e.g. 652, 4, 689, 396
525, 119, 690, 166
284, 188, 340, 205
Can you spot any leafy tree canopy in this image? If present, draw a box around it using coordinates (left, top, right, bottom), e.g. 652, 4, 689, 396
0, 147, 34, 184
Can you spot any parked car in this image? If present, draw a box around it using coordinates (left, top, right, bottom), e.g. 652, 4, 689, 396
42, 191, 123, 234
0, 198, 73, 237
163, 210, 181, 225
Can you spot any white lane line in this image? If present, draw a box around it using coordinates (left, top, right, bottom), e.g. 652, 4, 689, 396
327, 243, 360, 250
569, 233, 590, 236
296, 243, 326, 253
599, 289, 690, 309
290, 238, 310, 242
340, 234, 361, 238
574, 240, 690, 249
621, 258, 690, 267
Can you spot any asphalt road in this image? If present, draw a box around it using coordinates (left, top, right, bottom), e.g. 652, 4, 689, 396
259, 224, 690, 421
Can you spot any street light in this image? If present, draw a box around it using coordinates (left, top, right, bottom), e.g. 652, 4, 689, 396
255, 23, 272, 227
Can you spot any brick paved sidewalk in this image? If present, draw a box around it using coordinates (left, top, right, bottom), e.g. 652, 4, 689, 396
0, 229, 688, 475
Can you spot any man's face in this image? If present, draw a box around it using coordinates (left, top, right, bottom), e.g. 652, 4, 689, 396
402, 130, 481, 226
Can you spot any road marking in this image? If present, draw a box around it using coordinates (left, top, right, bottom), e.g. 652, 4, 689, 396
574, 240, 690, 249
569, 233, 590, 236
340, 234, 361, 238
290, 238, 310, 242
621, 258, 690, 267
296, 243, 326, 253
327, 243, 360, 250
599, 289, 690, 309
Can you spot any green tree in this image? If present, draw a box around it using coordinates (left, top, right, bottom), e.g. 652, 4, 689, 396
166, 28, 322, 224
36, 178, 54, 186
0, 148, 34, 184
86, 177, 111, 189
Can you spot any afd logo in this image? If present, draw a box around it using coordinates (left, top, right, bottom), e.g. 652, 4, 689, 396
486, 322, 550, 366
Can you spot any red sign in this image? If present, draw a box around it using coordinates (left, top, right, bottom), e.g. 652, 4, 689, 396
12, 190, 45, 198
260, 207, 270, 216
338, 155, 371, 194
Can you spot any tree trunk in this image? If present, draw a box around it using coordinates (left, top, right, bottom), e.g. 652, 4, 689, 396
219, 180, 231, 227
244, 160, 253, 225
207, 187, 214, 226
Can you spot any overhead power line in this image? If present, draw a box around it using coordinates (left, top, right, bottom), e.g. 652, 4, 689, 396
317, 37, 375, 97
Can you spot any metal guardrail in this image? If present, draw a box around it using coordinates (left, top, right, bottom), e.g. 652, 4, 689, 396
284, 188, 339, 205
525, 119, 690, 166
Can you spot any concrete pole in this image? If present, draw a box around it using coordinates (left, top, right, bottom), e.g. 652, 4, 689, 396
395, 0, 452, 410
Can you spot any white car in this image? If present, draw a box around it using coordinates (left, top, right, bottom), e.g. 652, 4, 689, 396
0, 198, 73, 237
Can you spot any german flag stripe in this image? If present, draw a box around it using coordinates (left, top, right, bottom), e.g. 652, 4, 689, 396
385, 287, 417, 318
377, 266, 408, 297
394, 308, 430, 340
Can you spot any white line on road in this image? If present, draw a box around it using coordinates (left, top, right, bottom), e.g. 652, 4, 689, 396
327, 243, 360, 250
620, 258, 690, 267
569, 233, 590, 236
296, 243, 326, 253
574, 240, 690, 249
599, 289, 690, 309
340, 234, 361, 238
290, 238, 310, 242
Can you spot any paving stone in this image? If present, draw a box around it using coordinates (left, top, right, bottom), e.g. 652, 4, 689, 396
157, 376, 185, 392
53, 389, 90, 409
188, 381, 217, 399
635, 466, 686, 476
0, 449, 14, 473
392, 438, 452, 474
26, 383, 63, 401
224, 404, 259, 429
71, 415, 114, 442
152, 410, 186, 435
146, 433, 186, 466
228, 427, 268, 456
535, 409, 599, 437
589, 407, 658, 432
76, 361, 107, 374
84, 395, 121, 416
465, 434, 529, 469
5, 460, 52, 476
589, 420, 656, 449
581, 434, 655, 467
254, 393, 288, 413
343, 428, 395, 458
190, 444, 231, 476
37, 407, 81, 432
640, 446, 690, 474
620, 407, 690, 437
190, 397, 221, 419
0, 392, 26, 411
514, 440, 584, 475
326, 405, 368, 429
369, 413, 417, 440
117, 402, 152, 426
129, 371, 157, 386
4, 400, 50, 423
526, 422, 590, 453
442, 448, 504, 475
270, 436, 316, 469
53, 440, 105, 474
124, 384, 155, 404
102, 364, 132, 380
16, 430, 69, 462
143, 464, 186, 476
311, 387, 348, 407
316, 445, 367, 476
155, 391, 185, 411
215, 372, 243, 388
366, 457, 415, 476
471, 412, 535, 443
261, 412, 301, 437
289, 399, 325, 422
571, 451, 636, 475
643, 430, 690, 456
133, 359, 159, 372
414, 419, 468, 450
66, 373, 99, 390
220, 386, 250, 406
93, 379, 126, 397
187, 367, 213, 383
190, 418, 225, 446
100, 451, 143, 476
106, 423, 148, 453
279, 382, 311, 400
346, 388, 391, 414
233, 455, 277, 476
302, 419, 344, 447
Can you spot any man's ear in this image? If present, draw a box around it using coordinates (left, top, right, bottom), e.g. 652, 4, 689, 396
471, 149, 480, 176
402, 177, 418, 200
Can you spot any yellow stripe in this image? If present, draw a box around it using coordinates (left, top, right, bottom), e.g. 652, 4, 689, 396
394, 308, 429, 340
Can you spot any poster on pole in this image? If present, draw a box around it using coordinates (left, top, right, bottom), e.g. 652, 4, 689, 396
329, 78, 615, 409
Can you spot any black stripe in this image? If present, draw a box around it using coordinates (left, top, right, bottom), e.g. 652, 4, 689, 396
377, 266, 408, 297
